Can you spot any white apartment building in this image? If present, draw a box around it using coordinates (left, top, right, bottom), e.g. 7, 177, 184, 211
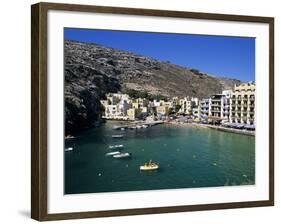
221, 90, 231, 120
179, 97, 192, 114
192, 107, 199, 118
102, 93, 132, 120
209, 91, 231, 121
199, 98, 210, 120
209, 94, 223, 118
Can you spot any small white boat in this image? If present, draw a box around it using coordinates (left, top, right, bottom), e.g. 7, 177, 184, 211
136, 125, 142, 129
112, 134, 124, 138
140, 160, 159, 171
142, 125, 148, 128
113, 152, 131, 158
121, 128, 125, 131
109, 144, 124, 149
65, 135, 75, 140
105, 151, 121, 156
65, 147, 73, 152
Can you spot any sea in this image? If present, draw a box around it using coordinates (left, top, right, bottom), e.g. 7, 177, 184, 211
64, 120, 255, 194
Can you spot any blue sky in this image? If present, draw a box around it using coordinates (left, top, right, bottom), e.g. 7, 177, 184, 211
65, 28, 255, 82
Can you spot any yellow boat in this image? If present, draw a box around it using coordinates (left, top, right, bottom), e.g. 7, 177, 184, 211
140, 160, 159, 171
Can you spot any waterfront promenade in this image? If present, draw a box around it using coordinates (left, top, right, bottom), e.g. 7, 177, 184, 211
111, 119, 254, 136
166, 121, 255, 136
202, 124, 255, 136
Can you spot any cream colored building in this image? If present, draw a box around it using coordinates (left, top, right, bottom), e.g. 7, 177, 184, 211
141, 107, 148, 113
179, 97, 192, 115
103, 101, 131, 120
105, 93, 131, 105
132, 98, 149, 111
153, 99, 165, 107
171, 97, 179, 112
230, 82, 255, 124
100, 99, 109, 107
101, 93, 132, 120
162, 101, 172, 108
156, 105, 169, 116
127, 108, 139, 121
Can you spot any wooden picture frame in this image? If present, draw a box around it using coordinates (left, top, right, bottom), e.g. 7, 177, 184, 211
31, 2, 274, 221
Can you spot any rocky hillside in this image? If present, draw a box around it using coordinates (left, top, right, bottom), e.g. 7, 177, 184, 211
64, 40, 240, 134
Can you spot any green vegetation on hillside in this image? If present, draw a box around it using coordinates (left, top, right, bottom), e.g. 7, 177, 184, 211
125, 89, 167, 101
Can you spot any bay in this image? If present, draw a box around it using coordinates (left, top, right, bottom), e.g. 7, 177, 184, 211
64, 121, 255, 194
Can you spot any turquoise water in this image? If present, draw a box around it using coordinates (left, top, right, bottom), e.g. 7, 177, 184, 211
64, 121, 255, 194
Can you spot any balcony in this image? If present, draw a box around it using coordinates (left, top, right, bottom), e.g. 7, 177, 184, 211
201, 105, 208, 108
211, 99, 221, 102
211, 109, 220, 112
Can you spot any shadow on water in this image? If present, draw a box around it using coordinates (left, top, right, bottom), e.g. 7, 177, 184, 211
71, 121, 177, 145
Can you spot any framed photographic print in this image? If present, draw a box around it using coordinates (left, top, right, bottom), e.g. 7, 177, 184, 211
31, 2, 274, 221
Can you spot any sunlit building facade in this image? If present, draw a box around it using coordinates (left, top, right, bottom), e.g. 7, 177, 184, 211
230, 83, 255, 125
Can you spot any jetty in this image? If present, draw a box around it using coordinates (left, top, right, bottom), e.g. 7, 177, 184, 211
113, 120, 164, 130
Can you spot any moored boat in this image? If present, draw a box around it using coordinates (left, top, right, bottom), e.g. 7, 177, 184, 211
140, 160, 159, 171
113, 152, 131, 158
109, 144, 124, 149
105, 151, 121, 156
65, 147, 73, 152
112, 134, 124, 138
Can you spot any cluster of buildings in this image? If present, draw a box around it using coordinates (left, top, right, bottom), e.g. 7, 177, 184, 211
100, 82, 256, 125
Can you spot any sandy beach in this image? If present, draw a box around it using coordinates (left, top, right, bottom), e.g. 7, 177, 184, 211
165, 121, 255, 136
